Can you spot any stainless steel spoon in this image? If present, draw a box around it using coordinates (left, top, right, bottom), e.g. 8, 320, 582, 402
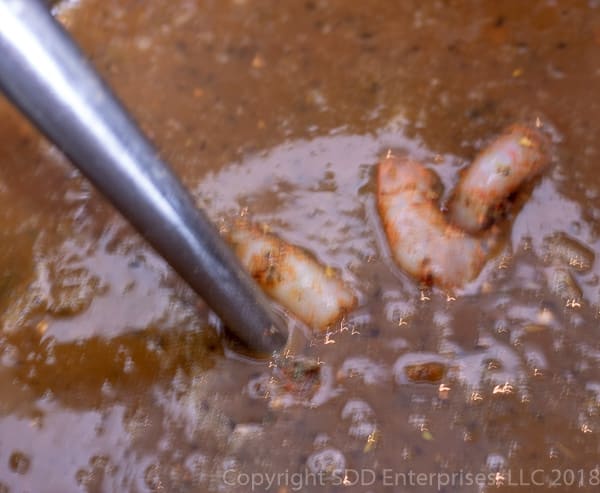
0, 0, 287, 354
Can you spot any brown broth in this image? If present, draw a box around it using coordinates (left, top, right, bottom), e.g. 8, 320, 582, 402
1, 0, 600, 491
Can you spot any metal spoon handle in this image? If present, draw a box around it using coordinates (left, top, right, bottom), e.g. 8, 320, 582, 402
0, 0, 286, 354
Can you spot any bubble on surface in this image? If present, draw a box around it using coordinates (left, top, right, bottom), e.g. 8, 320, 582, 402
341, 399, 378, 439
144, 463, 163, 492
485, 453, 506, 471
341, 399, 374, 421
246, 374, 271, 399
306, 448, 346, 477
337, 357, 388, 385
228, 423, 264, 451
8, 451, 30, 475
0, 345, 19, 367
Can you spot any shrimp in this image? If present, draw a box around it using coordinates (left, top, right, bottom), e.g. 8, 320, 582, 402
227, 223, 356, 331
448, 124, 548, 233
377, 156, 492, 288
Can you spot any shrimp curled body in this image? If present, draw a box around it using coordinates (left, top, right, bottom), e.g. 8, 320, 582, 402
448, 125, 548, 233
229, 225, 356, 331
377, 157, 490, 288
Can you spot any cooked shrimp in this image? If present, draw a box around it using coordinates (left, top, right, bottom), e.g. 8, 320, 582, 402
377, 156, 491, 288
227, 223, 356, 331
448, 124, 548, 233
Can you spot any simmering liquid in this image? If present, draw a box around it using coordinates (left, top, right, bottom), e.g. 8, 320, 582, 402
0, 0, 599, 491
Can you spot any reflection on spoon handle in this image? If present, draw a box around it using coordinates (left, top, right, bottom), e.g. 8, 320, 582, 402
0, 0, 287, 354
